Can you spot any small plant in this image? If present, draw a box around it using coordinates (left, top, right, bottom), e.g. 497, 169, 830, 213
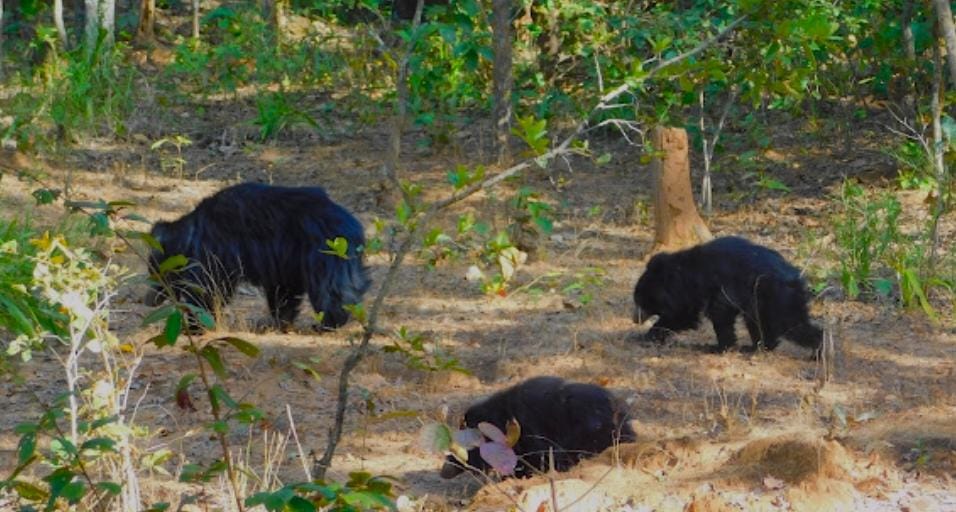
150, 134, 193, 180
383, 327, 468, 374
253, 91, 320, 140
831, 180, 901, 299
245, 472, 396, 511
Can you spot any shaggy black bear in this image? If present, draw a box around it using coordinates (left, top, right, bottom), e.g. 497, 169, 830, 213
439, 376, 635, 479
632, 236, 822, 353
147, 183, 370, 330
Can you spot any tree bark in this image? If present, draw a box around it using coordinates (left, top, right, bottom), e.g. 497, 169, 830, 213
901, 1, 917, 115
649, 126, 713, 254
491, 0, 514, 164
932, 0, 956, 86
192, 0, 200, 40
135, 0, 156, 43
54, 0, 67, 48
101, 0, 115, 49
85, 0, 99, 50
273, 0, 288, 49
0, 0, 4, 80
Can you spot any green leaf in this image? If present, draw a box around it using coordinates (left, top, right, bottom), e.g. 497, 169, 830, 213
164, 310, 182, 345
96, 482, 122, 495
0, 294, 37, 337
80, 437, 116, 453
291, 360, 322, 382
12, 480, 46, 501
200, 346, 227, 379
322, 237, 350, 259
419, 422, 453, 454
158, 254, 188, 274
139, 232, 163, 251
32, 188, 61, 205
210, 384, 238, 409
17, 432, 36, 464
218, 337, 259, 357
142, 304, 177, 326
61, 481, 86, 503
176, 373, 197, 394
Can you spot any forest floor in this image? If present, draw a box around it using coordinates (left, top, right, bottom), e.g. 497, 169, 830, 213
0, 95, 955, 512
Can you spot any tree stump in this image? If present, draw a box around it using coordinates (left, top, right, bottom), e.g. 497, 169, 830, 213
649, 126, 713, 255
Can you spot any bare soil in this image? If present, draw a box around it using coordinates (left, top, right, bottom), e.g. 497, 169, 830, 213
1, 99, 954, 511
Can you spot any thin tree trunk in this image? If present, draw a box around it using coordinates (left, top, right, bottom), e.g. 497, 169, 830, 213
901, 1, 917, 116
932, 0, 956, 86
929, 33, 946, 267
135, 0, 155, 43
54, 0, 67, 48
85, 0, 100, 51
192, 0, 200, 40
101, 0, 115, 49
273, 0, 288, 50
649, 126, 713, 254
491, 0, 514, 164
0, 0, 4, 81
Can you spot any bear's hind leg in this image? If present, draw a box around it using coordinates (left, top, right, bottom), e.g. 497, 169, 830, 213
706, 301, 739, 352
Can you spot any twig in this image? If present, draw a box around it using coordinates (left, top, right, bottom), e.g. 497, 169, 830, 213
286, 404, 312, 481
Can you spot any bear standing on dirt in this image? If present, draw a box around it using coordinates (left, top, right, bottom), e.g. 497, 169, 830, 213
439, 376, 636, 479
146, 183, 370, 331
632, 236, 822, 353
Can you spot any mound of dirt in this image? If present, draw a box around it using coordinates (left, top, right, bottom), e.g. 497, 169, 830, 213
730, 434, 847, 484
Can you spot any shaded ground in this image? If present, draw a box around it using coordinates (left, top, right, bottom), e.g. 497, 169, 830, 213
0, 96, 954, 511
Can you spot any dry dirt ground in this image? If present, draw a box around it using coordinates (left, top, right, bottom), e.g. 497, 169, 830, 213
0, 104, 954, 511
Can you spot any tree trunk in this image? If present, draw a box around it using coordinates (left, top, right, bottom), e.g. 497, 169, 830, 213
135, 0, 155, 43
491, 0, 514, 164
0, 0, 4, 80
901, 1, 917, 115
85, 0, 99, 51
932, 0, 956, 86
101, 0, 115, 49
649, 126, 713, 254
273, 0, 288, 50
54, 0, 67, 48
192, 0, 200, 40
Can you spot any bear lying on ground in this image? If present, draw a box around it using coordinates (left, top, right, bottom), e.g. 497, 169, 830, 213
439, 376, 635, 479
146, 183, 370, 330
632, 236, 822, 353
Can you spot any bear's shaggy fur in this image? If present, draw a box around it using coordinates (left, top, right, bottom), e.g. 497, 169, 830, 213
633, 236, 822, 352
440, 376, 635, 479
147, 183, 369, 330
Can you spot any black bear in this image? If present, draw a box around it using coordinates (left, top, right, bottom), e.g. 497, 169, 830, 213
147, 183, 370, 330
439, 376, 635, 479
632, 236, 822, 353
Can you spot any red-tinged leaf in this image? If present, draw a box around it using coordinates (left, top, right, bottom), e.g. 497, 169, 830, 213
477, 422, 506, 444
175, 388, 196, 411
478, 442, 517, 476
